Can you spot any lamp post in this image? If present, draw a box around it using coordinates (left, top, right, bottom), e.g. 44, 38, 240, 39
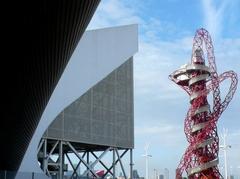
220, 128, 231, 179
142, 143, 152, 179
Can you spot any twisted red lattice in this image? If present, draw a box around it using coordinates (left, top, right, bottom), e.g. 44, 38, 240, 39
169, 28, 238, 179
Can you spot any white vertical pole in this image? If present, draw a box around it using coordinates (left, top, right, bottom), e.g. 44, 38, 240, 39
223, 133, 228, 179
130, 149, 133, 179
59, 141, 63, 179
142, 143, 152, 179
113, 148, 116, 179
230, 166, 233, 178
237, 166, 240, 179
220, 128, 231, 179
146, 156, 148, 179
43, 139, 47, 173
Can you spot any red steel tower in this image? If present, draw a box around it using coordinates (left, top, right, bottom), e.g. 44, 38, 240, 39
169, 28, 238, 179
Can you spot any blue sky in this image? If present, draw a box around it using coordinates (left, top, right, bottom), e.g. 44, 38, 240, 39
86, 0, 240, 178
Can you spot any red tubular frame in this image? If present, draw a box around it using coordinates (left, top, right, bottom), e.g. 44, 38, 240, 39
169, 28, 238, 179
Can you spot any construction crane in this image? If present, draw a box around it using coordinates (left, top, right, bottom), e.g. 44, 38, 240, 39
169, 28, 238, 179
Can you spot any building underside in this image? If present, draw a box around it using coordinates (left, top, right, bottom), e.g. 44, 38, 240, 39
1, 0, 100, 171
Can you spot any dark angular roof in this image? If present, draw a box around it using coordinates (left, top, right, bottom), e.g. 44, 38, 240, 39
1, 0, 100, 171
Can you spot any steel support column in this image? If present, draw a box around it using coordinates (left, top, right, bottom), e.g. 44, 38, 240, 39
66, 152, 86, 179
130, 149, 133, 179
66, 142, 99, 178
38, 138, 133, 179
115, 149, 127, 179
113, 148, 116, 179
87, 151, 89, 178
43, 139, 47, 173
59, 141, 63, 179
37, 139, 44, 154
83, 148, 110, 176
103, 149, 128, 178
91, 151, 114, 176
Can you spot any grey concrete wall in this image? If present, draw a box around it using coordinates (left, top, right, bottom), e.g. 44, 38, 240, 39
44, 58, 134, 148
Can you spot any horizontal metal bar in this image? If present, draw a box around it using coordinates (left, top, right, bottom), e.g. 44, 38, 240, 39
47, 141, 59, 160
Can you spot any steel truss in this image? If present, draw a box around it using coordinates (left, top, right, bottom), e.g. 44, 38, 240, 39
38, 138, 133, 179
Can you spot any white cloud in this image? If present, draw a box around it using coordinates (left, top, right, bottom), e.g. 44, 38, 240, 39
216, 38, 240, 67
134, 36, 240, 102
88, 0, 194, 101
87, 0, 142, 30
201, 0, 240, 71
202, 0, 224, 39
231, 130, 240, 137
201, 0, 239, 40
141, 17, 179, 41
89, 1, 240, 100
134, 37, 193, 100
135, 124, 180, 135
135, 120, 186, 148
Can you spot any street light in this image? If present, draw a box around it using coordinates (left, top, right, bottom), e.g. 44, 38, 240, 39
219, 128, 231, 179
142, 143, 152, 179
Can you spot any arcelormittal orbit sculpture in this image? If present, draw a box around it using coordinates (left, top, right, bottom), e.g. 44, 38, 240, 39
169, 28, 238, 179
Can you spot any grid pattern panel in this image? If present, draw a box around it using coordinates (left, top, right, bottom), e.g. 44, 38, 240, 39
44, 58, 134, 148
